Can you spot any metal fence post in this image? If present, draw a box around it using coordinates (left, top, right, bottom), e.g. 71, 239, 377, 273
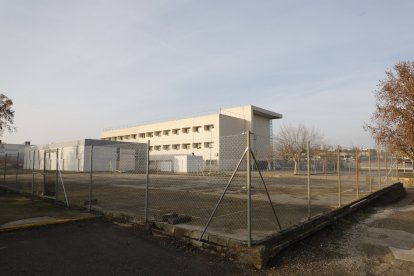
396, 156, 399, 182
55, 149, 59, 201
145, 140, 150, 223
32, 151, 36, 198
246, 130, 252, 247
356, 148, 359, 199
337, 146, 341, 207
307, 140, 311, 219
378, 149, 381, 188
385, 151, 388, 186
4, 153, 7, 184
89, 145, 94, 212
369, 150, 372, 193
15, 152, 19, 187
43, 151, 46, 191
324, 152, 327, 181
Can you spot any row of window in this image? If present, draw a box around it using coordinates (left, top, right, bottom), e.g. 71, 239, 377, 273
104, 124, 214, 141
150, 142, 213, 151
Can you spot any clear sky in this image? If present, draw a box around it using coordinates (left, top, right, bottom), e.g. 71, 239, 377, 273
0, 0, 413, 148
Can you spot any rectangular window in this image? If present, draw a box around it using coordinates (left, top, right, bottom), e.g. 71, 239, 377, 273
131, 134, 137, 139
149, 146, 153, 151
192, 143, 202, 149
146, 132, 153, 137
163, 130, 170, 136
124, 135, 130, 140
204, 142, 213, 148
163, 145, 170, 151
155, 131, 161, 137
192, 126, 201, 133
172, 144, 180, 150
118, 136, 123, 141
172, 128, 180, 135
182, 127, 190, 134
139, 133, 145, 138
182, 143, 191, 150
204, 124, 214, 131
154, 146, 161, 151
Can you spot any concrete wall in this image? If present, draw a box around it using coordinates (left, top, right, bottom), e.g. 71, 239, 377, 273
252, 114, 272, 161
219, 115, 247, 170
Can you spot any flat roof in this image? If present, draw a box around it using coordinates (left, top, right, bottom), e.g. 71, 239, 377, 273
251, 105, 283, 119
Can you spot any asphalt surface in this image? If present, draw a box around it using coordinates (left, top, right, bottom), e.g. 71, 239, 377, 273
0, 219, 252, 276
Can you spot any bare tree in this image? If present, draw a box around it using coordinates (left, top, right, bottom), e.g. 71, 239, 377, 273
274, 123, 324, 174
365, 61, 414, 159
0, 94, 15, 135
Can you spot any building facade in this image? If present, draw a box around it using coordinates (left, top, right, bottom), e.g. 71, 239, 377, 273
101, 105, 282, 170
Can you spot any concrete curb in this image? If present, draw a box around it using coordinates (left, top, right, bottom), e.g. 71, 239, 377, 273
0, 216, 97, 233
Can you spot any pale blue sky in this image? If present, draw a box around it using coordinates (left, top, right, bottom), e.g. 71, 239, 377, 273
0, 0, 413, 147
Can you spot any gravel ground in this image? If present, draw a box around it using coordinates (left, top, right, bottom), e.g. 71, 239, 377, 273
264, 187, 414, 275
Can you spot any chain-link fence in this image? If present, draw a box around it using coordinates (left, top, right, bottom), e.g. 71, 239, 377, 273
0, 135, 407, 246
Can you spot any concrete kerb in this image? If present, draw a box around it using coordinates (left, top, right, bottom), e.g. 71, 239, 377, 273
0, 216, 96, 233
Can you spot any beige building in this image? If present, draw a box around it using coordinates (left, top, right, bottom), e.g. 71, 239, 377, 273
101, 105, 282, 170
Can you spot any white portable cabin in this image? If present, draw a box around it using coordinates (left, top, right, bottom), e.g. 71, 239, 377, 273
149, 155, 204, 173
23, 139, 147, 173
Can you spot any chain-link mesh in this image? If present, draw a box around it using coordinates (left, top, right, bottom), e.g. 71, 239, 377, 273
146, 134, 248, 241
1, 137, 407, 245
87, 143, 147, 220
1, 154, 24, 192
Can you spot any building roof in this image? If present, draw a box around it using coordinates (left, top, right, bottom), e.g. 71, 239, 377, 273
251, 105, 283, 119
